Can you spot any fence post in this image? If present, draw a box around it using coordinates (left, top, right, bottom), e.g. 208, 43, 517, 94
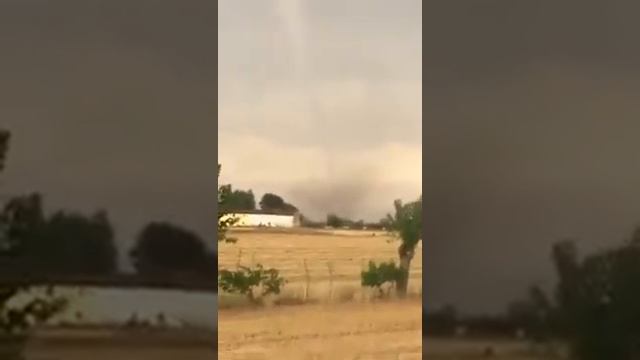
303, 259, 310, 302
236, 248, 243, 268
361, 259, 366, 302
327, 261, 334, 302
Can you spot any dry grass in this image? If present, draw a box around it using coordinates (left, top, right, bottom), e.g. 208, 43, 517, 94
218, 299, 422, 360
218, 228, 422, 306
217, 228, 423, 359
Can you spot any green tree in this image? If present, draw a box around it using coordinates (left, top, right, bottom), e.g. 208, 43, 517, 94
360, 260, 402, 297
34, 210, 117, 275
0, 194, 117, 275
217, 165, 286, 304
130, 221, 211, 277
0, 193, 45, 258
218, 165, 238, 243
326, 213, 344, 228
0, 130, 10, 173
384, 196, 422, 297
222, 188, 256, 212
550, 231, 640, 360
259, 193, 297, 213
551, 239, 581, 338
218, 264, 285, 305
0, 130, 67, 359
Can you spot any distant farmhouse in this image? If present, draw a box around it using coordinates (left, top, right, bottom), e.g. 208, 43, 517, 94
222, 209, 301, 228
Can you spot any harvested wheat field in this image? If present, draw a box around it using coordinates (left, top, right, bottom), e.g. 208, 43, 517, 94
218, 299, 422, 360
219, 228, 422, 305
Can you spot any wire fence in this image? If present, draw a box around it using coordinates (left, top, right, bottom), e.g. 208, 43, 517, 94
225, 248, 423, 302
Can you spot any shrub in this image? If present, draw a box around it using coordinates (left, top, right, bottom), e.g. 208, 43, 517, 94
0, 286, 68, 335
0, 286, 67, 359
361, 260, 402, 297
218, 264, 286, 305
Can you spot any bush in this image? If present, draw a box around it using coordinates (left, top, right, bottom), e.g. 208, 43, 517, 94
218, 264, 286, 305
0, 286, 67, 359
0, 287, 68, 335
361, 260, 402, 297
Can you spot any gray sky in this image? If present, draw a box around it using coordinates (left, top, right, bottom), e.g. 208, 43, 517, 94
218, 0, 422, 221
0, 0, 216, 270
426, 1, 640, 313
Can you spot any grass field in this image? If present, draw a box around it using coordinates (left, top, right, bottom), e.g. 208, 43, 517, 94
218, 228, 422, 306
218, 228, 423, 359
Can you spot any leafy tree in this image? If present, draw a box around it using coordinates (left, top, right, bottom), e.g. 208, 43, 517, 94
552, 239, 581, 336
0, 129, 10, 172
326, 214, 364, 230
218, 165, 238, 243
0, 194, 118, 275
259, 193, 297, 213
326, 213, 344, 228
33, 210, 117, 275
384, 196, 422, 297
0, 193, 45, 258
0, 130, 67, 359
130, 221, 211, 277
222, 188, 256, 212
217, 165, 286, 304
549, 231, 640, 360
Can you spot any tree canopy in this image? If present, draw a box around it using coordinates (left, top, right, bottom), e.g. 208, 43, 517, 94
0, 193, 118, 275
130, 221, 213, 277
259, 193, 298, 213
385, 196, 422, 296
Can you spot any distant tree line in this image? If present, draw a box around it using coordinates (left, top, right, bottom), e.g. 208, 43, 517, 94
0, 130, 215, 282
219, 186, 297, 214
0, 193, 216, 281
220, 185, 392, 230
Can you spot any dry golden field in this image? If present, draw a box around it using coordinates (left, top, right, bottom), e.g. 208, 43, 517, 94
218, 300, 422, 360
218, 228, 422, 305
217, 228, 423, 359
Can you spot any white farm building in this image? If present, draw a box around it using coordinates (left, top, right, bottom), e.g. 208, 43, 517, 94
222, 210, 300, 228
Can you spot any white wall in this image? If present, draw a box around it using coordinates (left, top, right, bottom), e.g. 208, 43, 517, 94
223, 213, 295, 228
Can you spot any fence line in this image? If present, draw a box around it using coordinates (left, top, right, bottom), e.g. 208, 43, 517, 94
225, 252, 422, 300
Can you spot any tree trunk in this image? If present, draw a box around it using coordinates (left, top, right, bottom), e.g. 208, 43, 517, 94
396, 243, 415, 297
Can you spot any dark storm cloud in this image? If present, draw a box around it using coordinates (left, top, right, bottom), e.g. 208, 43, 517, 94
0, 0, 215, 270
425, 1, 640, 313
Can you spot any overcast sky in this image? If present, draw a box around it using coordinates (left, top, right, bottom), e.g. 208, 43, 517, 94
426, 1, 640, 313
0, 1, 216, 270
218, 0, 422, 221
